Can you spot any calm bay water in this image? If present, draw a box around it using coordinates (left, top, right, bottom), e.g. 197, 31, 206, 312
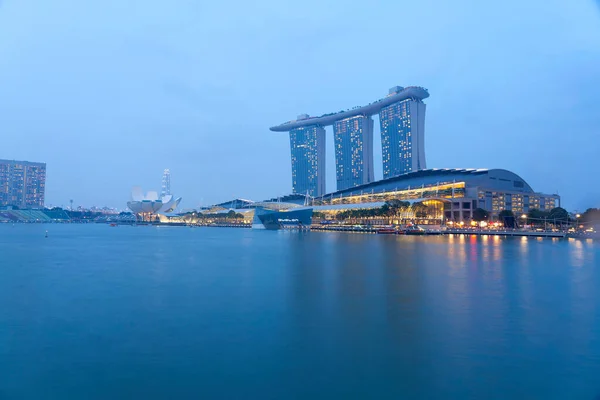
1, 224, 599, 399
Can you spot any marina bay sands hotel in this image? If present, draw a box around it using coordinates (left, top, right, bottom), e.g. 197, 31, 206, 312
270, 86, 429, 197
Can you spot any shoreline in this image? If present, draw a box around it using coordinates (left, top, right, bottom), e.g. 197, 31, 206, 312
4, 221, 596, 240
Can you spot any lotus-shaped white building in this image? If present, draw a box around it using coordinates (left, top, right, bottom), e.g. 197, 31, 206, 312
127, 186, 182, 217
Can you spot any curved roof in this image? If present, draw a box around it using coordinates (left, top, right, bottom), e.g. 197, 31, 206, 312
270, 86, 429, 132
214, 198, 255, 209
127, 200, 163, 214
318, 168, 537, 199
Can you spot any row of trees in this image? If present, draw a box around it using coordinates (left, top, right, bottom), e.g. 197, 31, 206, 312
471, 207, 571, 228
183, 210, 246, 222
315, 200, 439, 222
319, 202, 576, 229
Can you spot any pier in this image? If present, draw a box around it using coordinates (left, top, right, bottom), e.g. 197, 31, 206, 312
311, 225, 570, 238
443, 229, 566, 238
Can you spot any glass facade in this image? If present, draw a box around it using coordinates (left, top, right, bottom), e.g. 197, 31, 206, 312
0, 159, 46, 208
313, 181, 466, 206
310, 181, 557, 221
289, 125, 326, 197
379, 99, 426, 178
333, 115, 374, 191
479, 190, 558, 215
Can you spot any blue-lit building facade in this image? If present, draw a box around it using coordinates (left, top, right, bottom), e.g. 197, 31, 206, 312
333, 115, 374, 191
271, 86, 430, 195
289, 123, 326, 197
379, 86, 427, 178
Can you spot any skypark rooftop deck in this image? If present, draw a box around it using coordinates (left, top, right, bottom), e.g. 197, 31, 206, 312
270, 86, 429, 132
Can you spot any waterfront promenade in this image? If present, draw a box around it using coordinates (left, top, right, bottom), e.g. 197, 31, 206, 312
311, 225, 570, 238
5, 218, 593, 239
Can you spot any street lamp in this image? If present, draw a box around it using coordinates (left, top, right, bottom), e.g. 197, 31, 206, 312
576, 214, 581, 231
521, 214, 527, 230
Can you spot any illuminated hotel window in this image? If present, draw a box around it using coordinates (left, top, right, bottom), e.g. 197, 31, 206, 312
379, 98, 424, 178
333, 116, 374, 191
289, 126, 325, 197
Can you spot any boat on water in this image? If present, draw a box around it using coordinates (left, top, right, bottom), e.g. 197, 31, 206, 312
377, 227, 397, 234
109, 223, 118, 227
403, 225, 426, 235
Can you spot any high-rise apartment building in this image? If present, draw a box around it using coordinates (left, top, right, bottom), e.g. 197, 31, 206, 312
289, 121, 326, 197
0, 159, 46, 208
379, 86, 426, 178
333, 115, 374, 190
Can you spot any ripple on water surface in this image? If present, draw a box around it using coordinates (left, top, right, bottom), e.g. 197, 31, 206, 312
0, 225, 599, 399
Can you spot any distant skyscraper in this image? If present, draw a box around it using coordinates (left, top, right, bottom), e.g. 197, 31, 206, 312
379, 86, 426, 178
333, 115, 374, 191
161, 169, 171, 197
0, 159, 46, 208
289, 121, 326, 197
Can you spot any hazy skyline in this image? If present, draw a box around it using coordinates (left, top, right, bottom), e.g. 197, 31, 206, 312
1, 0, 599, 210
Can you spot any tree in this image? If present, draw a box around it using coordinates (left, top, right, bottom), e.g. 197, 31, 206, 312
312, 211, 325, 219
498, 210, 516, 228
386, 199, 410, 209
548, 207, 568, 223
472, 208, 489, 222
527, 208, 548, 219
411, 201, 427, 218
380, 204, 390, 217
526, 208, 549, 227
582, 208, 600, 224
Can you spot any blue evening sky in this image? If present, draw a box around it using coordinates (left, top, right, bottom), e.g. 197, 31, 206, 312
0, 0, 599, 210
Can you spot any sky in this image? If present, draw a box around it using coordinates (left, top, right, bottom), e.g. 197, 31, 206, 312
0, 0, 599, 211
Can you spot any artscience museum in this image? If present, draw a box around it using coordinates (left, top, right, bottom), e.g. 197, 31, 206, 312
127, 186, 181, 220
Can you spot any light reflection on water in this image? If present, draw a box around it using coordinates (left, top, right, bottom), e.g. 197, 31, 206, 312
0, 225, 599, 399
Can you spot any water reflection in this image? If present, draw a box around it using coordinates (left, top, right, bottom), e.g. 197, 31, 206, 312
569, 238, 585, 268
284, 232, 600, 397
519, 236, 529, 257
2, 226, 600, 399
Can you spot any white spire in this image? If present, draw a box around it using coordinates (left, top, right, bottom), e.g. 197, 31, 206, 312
161, 169, 171, 197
